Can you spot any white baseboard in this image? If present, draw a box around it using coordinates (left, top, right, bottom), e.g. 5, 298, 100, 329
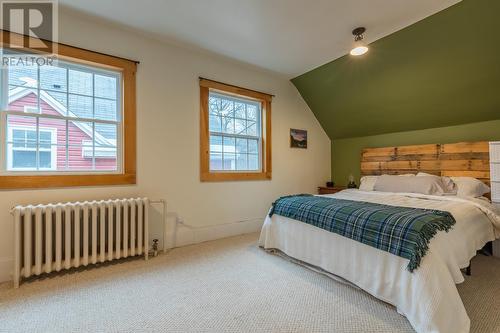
493, 239, 500, 258
0, 218, 264, 284
174, 218, 264, 248
0, 258, 13, 284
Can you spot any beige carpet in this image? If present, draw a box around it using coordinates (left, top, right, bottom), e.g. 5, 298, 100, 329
0, 233, 499, 333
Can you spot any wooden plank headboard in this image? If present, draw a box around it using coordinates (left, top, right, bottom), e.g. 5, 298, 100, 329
361, 141, 490, 185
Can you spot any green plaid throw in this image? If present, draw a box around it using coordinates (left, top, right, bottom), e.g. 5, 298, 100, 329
269, 194, 455, 272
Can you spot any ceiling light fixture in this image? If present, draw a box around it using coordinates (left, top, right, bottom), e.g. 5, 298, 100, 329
350, 27, 368, 56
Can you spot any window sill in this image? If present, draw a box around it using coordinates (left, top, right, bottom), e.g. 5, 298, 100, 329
0, 173, 136, 189
200, 171, 271, 182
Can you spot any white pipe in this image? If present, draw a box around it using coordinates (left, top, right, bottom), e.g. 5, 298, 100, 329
149, 199, 167, 251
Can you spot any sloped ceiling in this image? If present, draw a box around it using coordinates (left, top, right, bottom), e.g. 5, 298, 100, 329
59, 0, 460, 77
292, 0, 500, 140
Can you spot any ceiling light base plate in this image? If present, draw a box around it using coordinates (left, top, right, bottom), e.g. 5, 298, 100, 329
352, 27, 366, 36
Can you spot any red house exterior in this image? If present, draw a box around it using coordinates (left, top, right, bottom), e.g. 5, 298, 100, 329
8, 87, 117, 171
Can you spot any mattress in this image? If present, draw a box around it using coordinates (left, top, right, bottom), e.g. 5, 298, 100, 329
259, 189, 499, 333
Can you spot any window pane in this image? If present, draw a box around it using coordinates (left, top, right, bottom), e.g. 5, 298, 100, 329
93, 134, 117, 170
26, 131, 36, 148
94, 74, 117, 99
223, 137, 235, 153
12, 132, 26, 148
68, 94, 93, 118
95, 123, 117, 144
68, 146, 92, 170
94, 154, 117, 171
209, 96, 221, 116
220, 99, 234, 117
12, 129, 25, 147
95, 98, 117, 121
55, 145, 67, 171
248, 139, 258, 154
247, 121, 258, 136
8, 66, 37, 87
40, 65, 67, 92
41, 90, 67, 116
94, 146, 117, 158
69, 69, 93, 95
221, 117, 234, 134
209, 115, 222, 132
247, 104, 258, 121
39, 118, 66, 147
210, 135, 222, 153
234, 102, 246, 118
39, 151, 52, 169
11, 149, 36, 169
236, 154, 248, 170
7, 115, 36, 144
248, 154, 259, 170
236, 138, 247, 154
223, 153, 236, 171
234, 118, 246, 135
210, 153, 222, 171
68, 121, 93, 146
8, 86, 38, 112
39, 132, 52, 149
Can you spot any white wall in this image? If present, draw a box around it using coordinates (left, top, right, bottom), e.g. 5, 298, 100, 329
0, 10, 331, 282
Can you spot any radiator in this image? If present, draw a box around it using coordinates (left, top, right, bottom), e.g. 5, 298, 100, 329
12, 198, 149, 288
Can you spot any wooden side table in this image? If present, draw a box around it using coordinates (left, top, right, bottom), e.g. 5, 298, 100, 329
318, 186, 346, 195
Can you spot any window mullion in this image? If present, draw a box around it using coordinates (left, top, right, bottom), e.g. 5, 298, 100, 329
36, 117, 40, 171
65, 119, 69, 170
92, 122, 95, 170
37, 65, 41, 113
3, 110, 119, 125
0, 65, 8, 110
208, 131, 258, 141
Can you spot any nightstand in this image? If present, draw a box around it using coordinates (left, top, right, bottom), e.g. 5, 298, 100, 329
318, 186, 346, 195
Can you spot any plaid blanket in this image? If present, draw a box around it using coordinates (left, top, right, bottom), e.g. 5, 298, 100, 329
269, 194, 455, 272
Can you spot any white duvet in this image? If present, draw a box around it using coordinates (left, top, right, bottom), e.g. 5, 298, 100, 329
258, 189, 500, 333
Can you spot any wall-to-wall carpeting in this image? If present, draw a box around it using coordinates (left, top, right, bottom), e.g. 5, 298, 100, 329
291, 0, 500, 185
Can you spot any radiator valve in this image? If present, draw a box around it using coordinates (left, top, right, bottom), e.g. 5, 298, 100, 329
152, 239, 159, 257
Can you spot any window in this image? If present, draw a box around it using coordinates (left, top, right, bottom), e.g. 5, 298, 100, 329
8, 127, 57, 170
200, 78, 272, 181
4, 61, 120, 172
0, 30, 137, 188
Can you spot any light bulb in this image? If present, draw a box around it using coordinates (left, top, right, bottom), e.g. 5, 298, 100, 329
350, 42, 368, 56
350, 27, 369, 56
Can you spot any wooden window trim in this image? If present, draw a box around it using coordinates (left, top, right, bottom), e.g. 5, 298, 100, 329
200, 78, 272, 182
0, 30, 137, 189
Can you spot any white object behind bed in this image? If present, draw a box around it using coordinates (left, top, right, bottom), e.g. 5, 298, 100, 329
490, 142, 500, 203
489, 142, 500, 258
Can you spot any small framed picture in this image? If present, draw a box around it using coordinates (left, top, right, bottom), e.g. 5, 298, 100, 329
290, 129, 307, 149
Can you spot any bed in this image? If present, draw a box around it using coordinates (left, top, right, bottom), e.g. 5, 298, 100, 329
259, 141, 500, 333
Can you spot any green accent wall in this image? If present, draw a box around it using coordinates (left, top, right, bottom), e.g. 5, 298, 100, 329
332, 119, 500, 186
292, 0, 500, 140
291, 0, 500, 186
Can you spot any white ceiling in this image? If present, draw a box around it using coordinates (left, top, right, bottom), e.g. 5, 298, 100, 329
59, 0, 461, 77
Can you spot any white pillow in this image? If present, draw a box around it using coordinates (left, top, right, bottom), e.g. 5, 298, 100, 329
416, 172, 457, 194
450, 177, 490, 198
359, 174, 415, 191
374, 175, 446, 195
359, 176, 379, 191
